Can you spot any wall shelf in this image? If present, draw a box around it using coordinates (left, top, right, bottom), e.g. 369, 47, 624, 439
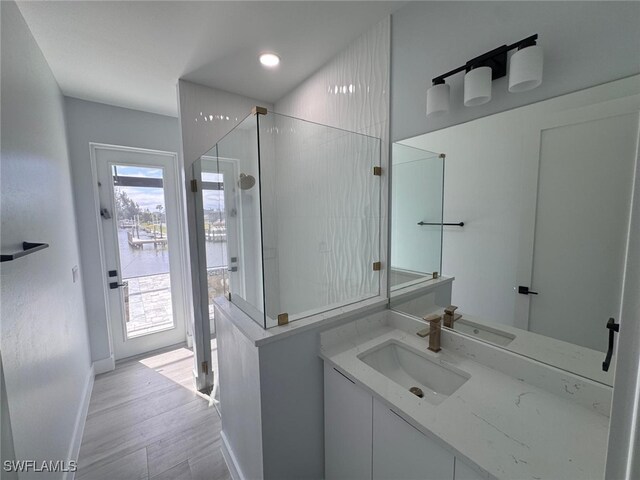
0, 242, 49, 262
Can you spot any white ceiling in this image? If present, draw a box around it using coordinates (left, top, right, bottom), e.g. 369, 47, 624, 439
17, 1, 403, 117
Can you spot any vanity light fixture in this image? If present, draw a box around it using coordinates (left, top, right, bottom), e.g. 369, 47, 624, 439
509, 40, 543, 92
464, 66, 492, 106
426, 80, 450, 116
259, 52, 280, 68
426, 34, 542, 117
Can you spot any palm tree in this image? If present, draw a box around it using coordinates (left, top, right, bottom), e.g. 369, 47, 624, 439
155, 204, 164, 238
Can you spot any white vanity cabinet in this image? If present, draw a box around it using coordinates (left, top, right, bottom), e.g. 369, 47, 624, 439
324, 364, 373, 480
324, 364, 485, 480
372, 398, 454, 479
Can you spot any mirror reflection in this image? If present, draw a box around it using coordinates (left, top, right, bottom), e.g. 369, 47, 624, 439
390, 77, 640, 385
390, 144, 443, 291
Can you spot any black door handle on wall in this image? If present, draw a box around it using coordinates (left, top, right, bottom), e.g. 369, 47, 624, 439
109, 281, 128, 290
517, 286, 538, 295
602, 317, 620, 372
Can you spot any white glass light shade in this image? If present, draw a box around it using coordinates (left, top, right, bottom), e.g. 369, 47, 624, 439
426, 83, 450, 117
509, 45, 543, 93
464, 66, 492, 107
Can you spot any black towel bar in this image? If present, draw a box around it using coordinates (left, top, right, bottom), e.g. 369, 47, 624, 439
417, 221, 465, 227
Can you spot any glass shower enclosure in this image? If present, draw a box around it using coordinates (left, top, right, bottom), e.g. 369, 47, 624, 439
193, 108, 382, 329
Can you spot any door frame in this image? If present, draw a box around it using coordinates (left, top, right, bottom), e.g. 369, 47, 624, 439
90, 142, 191, 360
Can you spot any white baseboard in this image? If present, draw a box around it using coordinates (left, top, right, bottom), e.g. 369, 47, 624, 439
92, 355, 115, 375
64, 364, 95, 480
220, 430, 245, 480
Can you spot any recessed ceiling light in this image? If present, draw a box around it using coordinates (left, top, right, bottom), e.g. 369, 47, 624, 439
259, 53, 280, 68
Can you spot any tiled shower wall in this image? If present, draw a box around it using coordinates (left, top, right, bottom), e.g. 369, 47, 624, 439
272, 17, 391, 317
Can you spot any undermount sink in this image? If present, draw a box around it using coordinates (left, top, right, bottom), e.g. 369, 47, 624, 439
454, 319, 516, 346
358, 341, 470, 405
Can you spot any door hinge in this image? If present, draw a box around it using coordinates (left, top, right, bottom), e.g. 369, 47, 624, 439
190, 179, 198, 192
202, 361, 209, 375
373, 261, 382, 271
373, 166, 382, 176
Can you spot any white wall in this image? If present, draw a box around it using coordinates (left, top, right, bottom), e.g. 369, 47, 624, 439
1, 1, 93, 474
274, 17, 391, 314
178, 80, 270, 170
64, 97, 181, 365
215, 310, 263, 480
258, 328, 325, 479
391, 1, 640, 142
1, 357, 18, 480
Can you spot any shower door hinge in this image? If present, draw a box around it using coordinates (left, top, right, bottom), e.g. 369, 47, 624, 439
278, 313, 289, 326
373, 166, 382, 176
373, 261, 382, 271
201, 361, 209, 375
190, 179, 198, 192
252, 106, 268, 116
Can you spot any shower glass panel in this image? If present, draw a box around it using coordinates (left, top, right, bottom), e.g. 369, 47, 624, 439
259, 112, 381, 327
193, 150, 230, 326
195, 109, 382, 329
390, 143, 444, 291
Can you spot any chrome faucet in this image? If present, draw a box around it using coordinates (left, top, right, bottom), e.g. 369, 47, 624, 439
443, 305, 460, 328
416, 313, 442, 353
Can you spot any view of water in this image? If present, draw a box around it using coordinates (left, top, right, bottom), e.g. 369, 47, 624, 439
118, 228, 227, 279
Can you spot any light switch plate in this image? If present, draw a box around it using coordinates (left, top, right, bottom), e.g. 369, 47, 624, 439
72, 265, 79, 283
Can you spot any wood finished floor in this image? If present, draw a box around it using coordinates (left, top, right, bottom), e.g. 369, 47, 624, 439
77, 342, 229, 480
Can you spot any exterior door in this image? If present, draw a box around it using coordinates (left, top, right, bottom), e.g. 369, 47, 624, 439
95, 145, 188, 360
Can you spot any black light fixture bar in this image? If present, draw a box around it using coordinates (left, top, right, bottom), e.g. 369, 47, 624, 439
431, 34, 538, 85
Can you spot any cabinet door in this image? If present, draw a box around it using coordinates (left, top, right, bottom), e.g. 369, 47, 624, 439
454, 457, 485, 480
324, 364, 373, 480
372, 399, 454, 480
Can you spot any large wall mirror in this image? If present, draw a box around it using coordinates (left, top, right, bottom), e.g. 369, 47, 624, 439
390, 75, 640, 385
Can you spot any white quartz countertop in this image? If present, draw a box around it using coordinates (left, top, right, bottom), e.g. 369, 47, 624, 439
320, 313, 611, 480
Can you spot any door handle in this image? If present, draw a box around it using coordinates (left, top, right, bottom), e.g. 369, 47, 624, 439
602, 318, 619, 372
517, 286, 538, 295
109, 281, 128, 290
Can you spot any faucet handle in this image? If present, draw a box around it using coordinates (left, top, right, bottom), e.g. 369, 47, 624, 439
423, 313, 441, 324
444, 305, 458, 315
